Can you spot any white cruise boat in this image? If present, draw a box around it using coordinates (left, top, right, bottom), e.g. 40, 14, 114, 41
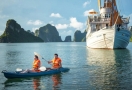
86, 0, 131, 49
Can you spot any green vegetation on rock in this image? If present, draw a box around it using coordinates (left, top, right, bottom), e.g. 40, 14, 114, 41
0, 19, 89, 43
130, 37, 132, 42
73, 30, 86, 42
38, 24, 62, 42
64, 35, 71, 42
0, 19, 43, 43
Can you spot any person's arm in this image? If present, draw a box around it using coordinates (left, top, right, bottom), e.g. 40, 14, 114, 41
59, 59, 62, 67
60, 63, 62, 67
38, 61, 41, 68
48, 60, 52, 64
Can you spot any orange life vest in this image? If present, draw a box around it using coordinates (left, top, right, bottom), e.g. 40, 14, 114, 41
33, 59, 41, 72
52, 57, 61, 69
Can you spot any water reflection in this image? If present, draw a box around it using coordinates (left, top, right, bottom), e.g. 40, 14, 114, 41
5, 51, 21, 64
3, 50, 24, 70
3, 79, 26, 90
3, 74, 62, 90
52, 74, 62, 90
33, 77, 41, 90
3, 77, 42, 90
86, 48, 132, 89
6, 51, 20, 58
4, 79, 23, 87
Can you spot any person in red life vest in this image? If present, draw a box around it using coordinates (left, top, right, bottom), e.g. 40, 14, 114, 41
21, 55, 41, 73
48, 53, 62, 69
32, 55, 41, 72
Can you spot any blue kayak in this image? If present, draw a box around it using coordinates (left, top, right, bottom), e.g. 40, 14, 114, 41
2, 67, 70, 79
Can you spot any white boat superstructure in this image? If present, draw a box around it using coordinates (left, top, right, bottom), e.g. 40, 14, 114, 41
86, 0, 131, 49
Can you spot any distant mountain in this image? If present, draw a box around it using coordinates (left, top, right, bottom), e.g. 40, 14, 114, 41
73, 30, 87, 42
37, 24, 62, 42
64, 35, 72, 42
0, 19, 43, 43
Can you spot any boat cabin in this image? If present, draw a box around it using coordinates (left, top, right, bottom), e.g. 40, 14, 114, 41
87, 0, 129, 33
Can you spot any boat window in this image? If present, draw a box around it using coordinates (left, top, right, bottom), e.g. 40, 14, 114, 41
105, 14, 109, 18
106, 24, 108, 28
108, 14, 110, 18
105, 14, 107, 18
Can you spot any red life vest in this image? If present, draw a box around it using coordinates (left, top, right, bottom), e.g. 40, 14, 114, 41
52, 57, 61, 69
33, 59, 41, 72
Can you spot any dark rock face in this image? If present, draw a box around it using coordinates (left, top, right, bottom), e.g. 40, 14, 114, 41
38, 24, 62, 42
73, 30, 87, 42
0, 19, 43, 43
27, 30, 34, 35
64, 35, 72, 42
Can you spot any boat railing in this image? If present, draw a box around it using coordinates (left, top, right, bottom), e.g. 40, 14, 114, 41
90, 26, 114, 33
100, 18, 110, 21
88, 16, 110, 23
101, 25, 129, 31
101, 26, 114, 30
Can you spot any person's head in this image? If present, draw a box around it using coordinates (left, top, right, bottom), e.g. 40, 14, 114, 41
54, 53, 58, 58
34, 55, 38, 60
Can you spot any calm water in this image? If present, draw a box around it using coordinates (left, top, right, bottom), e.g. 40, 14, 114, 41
0, 42, 132, 90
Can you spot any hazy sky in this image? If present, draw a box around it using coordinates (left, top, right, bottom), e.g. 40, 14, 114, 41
0, 0, 132, 40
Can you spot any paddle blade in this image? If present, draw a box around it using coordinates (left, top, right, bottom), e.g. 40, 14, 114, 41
16, 68, 23, 72
34, 52, 38, 56
39, 66, 46, 71
34, 52, 41, 59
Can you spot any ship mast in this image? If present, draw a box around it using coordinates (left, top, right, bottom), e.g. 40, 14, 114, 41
98, 0, 101, 11
110, 0, 123, 26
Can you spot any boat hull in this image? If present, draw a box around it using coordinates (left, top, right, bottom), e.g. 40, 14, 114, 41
2, 67, 70, 79
113, 29, 131, 48
86, 28, 131, 49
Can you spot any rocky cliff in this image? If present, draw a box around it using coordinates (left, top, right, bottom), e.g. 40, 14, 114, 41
0, 19, 43, 43
73, 30, 87, 42
64, 35, 72, 42
129, 26, 132, 42
37, 24, 62, 42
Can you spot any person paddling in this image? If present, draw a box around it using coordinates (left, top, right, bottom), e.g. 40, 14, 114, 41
21, 55, 41, 73
33, 55, 41, 72
48, 53, 62, 69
